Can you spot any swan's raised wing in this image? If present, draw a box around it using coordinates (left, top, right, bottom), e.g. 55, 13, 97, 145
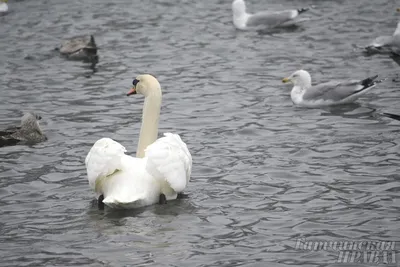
145, 133, 192, 194
85, 138, 127, 192
85, 138, 161, 209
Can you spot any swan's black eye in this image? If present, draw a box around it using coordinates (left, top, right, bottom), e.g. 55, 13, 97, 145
132, 79, 140, 87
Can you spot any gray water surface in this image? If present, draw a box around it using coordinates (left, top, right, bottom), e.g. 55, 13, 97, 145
0, 0, 399, 266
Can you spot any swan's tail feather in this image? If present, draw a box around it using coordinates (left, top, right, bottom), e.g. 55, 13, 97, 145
103, 194, 145, 209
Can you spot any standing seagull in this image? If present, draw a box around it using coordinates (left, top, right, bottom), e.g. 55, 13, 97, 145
282, 70, 385, 107
232, 0, 309, 30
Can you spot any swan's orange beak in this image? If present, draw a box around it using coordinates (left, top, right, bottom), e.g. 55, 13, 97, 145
126, 87, 137, 96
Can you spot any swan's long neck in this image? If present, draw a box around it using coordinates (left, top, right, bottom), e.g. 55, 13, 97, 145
136, 93, 162, 158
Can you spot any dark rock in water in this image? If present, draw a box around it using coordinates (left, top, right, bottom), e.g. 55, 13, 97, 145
0, 112, 47, 147
59, 35, 98, 63
24, 54, 36, 60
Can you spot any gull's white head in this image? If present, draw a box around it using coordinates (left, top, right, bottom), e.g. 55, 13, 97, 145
0, 0, 8, 12
394, 21, 400, 36
395, 8, 400, 35
126, 74, 161, 97
232, 0, 246, 16
282, 70, 312, 88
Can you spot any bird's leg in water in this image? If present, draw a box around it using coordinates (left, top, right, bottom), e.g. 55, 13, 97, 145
159, 194, 167, 204
177, 192, 189, 199
98, 195, 104, 210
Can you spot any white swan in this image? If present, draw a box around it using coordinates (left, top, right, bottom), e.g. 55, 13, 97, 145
0, 0, 8, 13
85, 74, 192, 209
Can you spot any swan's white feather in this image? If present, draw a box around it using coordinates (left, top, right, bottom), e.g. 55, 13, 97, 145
85, 138, 127, 192
84, 75, 192, 209
85, 134, 192, 208
85, 138, 161, 209
145, 133, 192, 196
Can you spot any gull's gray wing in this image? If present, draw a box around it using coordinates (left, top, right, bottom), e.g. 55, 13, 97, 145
365, 36, 394, 54
368, 36, 393, 48
303, 76, 379, 102
0, 136, 21, 147
247, 10, 296, 28
0, 128, 22, 147
391, 35, 400, 55
60, 35, 96, 54
0, 126, 20, 135
365, 22, 400, 55
0, 124, 46, 147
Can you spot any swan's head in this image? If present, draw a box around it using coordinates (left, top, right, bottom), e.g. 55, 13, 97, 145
232, 0, 246, 16
282, 70, 312, 88
127, 74, 161, 97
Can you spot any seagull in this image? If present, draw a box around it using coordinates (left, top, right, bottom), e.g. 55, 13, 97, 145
232, 0, 310, 30
0, 0, 8, 14
365, 8, 400, 56
282, 70, 385, 107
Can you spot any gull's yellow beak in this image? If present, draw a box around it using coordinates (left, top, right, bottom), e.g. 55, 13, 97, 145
282, 77, 291, 83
